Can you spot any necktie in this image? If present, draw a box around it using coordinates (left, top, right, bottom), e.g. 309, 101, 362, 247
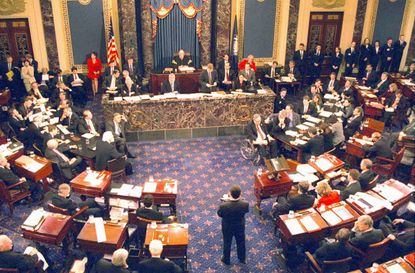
271, 68, 274, 78
115, 122, 121, 136
329, 80, 333, 88
54, 149, 69, 162
225, 70, 229, 82
367, 72, 369, 78
301, 51, 303, 59
256, 124, 265, 140
208, 71, 212, 84
8, 63, 11, 71
110, 76, 116, 89
87, 119, 96, 134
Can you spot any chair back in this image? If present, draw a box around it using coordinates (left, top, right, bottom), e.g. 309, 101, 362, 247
0, 180, 9, 201
392, 147, 406, 169
51, 162, 67, 183
33, 143, 43, 157
352, 237, 391, 267
6, 123, 17, 139
47, 202, 69, 215
107, 156, 126, 179
366, 175, 379, 190
322, 256, 352, 273
136, 216, 162, 245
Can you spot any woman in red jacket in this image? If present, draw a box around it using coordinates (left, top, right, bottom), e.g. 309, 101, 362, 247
87, 52, 102, 96
315, 181, 340, 208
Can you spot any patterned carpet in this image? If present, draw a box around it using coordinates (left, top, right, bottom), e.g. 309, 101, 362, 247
1, 136, 290, 273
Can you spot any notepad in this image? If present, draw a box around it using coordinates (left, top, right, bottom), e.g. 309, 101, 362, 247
143, 182, 157, 193
321, 210, 342, 226
332, 206, 353, 221
94, 218, 107, 243
300, 216, 320, 232
284, 218, 304, 235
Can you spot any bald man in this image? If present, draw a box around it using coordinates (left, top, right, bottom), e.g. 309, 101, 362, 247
364, 132, 393, 160
138, 240, 182, 273
0, 235, 39, 271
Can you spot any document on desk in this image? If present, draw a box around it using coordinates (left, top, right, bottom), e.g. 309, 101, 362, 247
385, 263, 407, 273
306, 116, 321, 124
27, 161, 45, 173
332, 206, 353, 221
22, 209, 45, 231
285, 130, 300, 137
296, 124, 309, 130
84, 173, 103, 186
354, 138, 373, 146
303, 122, 315, 127
94, 218, 107, 243
130, 186, 142, 198
284, 218, 304, 235
294, 139, 307, 145
143, 182, 157, 193
319, 111, 332, 118
321, 210, 342, 226
377, 185, 404, 203
300, 216, 320, 232
296, 164, 317, 174
314, 158, 334, 172
358, 85, 371, 90
49, 117, 59, 125
118, 184, 134, 196
57, 124, 71, 135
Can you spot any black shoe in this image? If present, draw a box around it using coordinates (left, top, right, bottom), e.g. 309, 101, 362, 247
221, 257, 230, 265
239, 259, 246, 264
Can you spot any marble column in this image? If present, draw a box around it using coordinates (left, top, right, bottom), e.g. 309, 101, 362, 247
118, 0, 138, 62
215, 0, 231, 64
352, 0, 368, 43
40, 0, 59, 70
141, 0, 154, 75
406, 23, 415, 66
200, 1, 211, 65
285, 0, 300, 65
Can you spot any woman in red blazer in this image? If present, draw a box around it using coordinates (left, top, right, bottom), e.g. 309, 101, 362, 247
315, 181, 340, 208
87, 52, 102, 96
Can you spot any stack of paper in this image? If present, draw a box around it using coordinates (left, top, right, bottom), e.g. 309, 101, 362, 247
281, 76, 292, 82
296, 124, 309, 130
385, 263, 407, 273
321, 210, 342, 226
284, 218, 304, 235
299, 216, 320, 232
285, 130, 300, 137
332, 206, 354, 221
22, 209, 45, 231
319, 111, 332, 118
314, 158, 334, 172
143, 182, 157, 193
26, 161, 45, 173
296, 164, 317, 174
306, 116, 322, 124
84, 172, 103, 185
377, 185, 404, 203
57, 124, 71, 135
94, 218, 107, 243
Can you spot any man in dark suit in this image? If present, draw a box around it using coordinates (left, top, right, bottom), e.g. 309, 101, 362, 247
358, 39, 373, 78
285, 60, 300, 81
363, 64, 378, 88
8, 107, 27, 136
199, 63, 218, 93
232, 74, 249, 92
18, 96, 34, 120
380, 38, 394, 72
285, 104, 301, 128
22, 116, 44, 151
171, 49, 193, 69
341, 99, 354, 121
344, 107, 363, 140
66, 66, 86, 106
51, 183, 104, 217
60, 107, 79, 133
121, 70, 138, 96
45, 139, 82, 180
383, 89, 409, 126
217, 185, 249, 265
104, 60, 119, 77
391, 35, 406, 73
105, 113, 134, 157
373, 72, 390, 97
293, 43, 308, 83
273, 88, 288, 113
246, 114, 278, 158
136, 194, 163, 221
0, 155, 33, 193
339, 169, 361, 200
94, 131, 124, 171
103, 69, 123, 93
350, 215, 385, 251
50, 69, 65, 88
161, 73, 181, 94
364, 132, 393, 160
239, 63, 255, 83
123, 57, 142, 84
300, 95, 317, 117
139, 239, 182, 272
78, 110, 101, 136
371, 41, 382, 71
0, 55, 22, 98
298, 127, 324, 161
404, 63, 415, 80
330, 47, 343, 76
218, 62, 235, 92
91, 248, 130, 273
380, 218, 415, 258
310, 44, 324, 81
358, 159, 376, 191
273, 181, 314, 215
264, 61, 279, 90
0, 235, 40, 272
323, 72, 340, 95
344, 41, 359, 77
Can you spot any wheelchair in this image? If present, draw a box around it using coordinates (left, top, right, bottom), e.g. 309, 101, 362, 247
240, 139, 261, 165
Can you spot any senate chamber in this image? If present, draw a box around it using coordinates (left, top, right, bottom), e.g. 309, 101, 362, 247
0, 0, 414, 272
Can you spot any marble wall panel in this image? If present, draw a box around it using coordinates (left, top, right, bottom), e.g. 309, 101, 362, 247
200, 1, 211, 65
285, 0, 300, 65
352, 0, 368, 43
216, 0, 231, 64
118, 0, 138, 62
40, 0, 59, 69
141, 0, 154, 75
406, 23, 415, 65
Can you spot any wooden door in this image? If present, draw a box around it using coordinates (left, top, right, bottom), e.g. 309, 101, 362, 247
0, 19, 33, 61
307, 12, 343, 76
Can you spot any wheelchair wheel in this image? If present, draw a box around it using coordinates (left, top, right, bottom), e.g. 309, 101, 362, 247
240, 139, 258, 160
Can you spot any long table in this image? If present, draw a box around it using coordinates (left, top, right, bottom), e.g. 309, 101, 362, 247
150, 71, 202, 95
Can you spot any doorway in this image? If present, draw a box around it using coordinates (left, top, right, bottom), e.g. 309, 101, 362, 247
0, 18, 33, 61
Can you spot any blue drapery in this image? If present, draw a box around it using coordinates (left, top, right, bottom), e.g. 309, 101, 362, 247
153, 4, 200, 71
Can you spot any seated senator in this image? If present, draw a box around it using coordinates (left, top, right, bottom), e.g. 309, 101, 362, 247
315, 181, 340, 208
91, 248, 130, 273
363, 132, 393, 161
171, 49, 193, 69
338, 169, 361, 200
350, 215, 385, 251
298, 127, 325, 161
358, 159, 377, 190
0, 154, 38, 195
138, 239, 182, 273
0, 235, 42, 272
136, 194, 164, 221
95, 131, 124, 171
272, 181, 314, 216
380, 218, 415, 258
161, 73, 181, 94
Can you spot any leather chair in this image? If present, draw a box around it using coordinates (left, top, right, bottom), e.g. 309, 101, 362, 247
305, 251, 352, 273
107, 155, 127, 182
0, 179, 31, 215
349, 237, 391, 268
366, 174, 379, 190
32, 143, 43, 157
372, 147, 405, 178
135, 216, 162, 247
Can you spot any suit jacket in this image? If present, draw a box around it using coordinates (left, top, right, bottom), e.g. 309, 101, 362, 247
300, 134, 325, 156
286, 112, 301, 128
172, 55, 193, 68
374, 79, 390, 97
78, 118, 101, 135
364, 71, 378, 88
246, 121, 268, 141
139, 258, 182, 273
350, 228, 385, 251
345, 115, 363, 134
405, 70, 415, 81
285, 66, 300, 80
104, 66, 120, 77
371, 46, 382, 66
91, 259, 130, 273
103, 75, 123, 91
0, 61, 20, 81
340, 181, 362, 200
60, 112, 80, 133
239, 69, 255, 82
393, 40, 407, 58
323, 79, 340, 94
314, 242, 352, 267
359, 44, 373, 62
136, 207, 163, 221
345, 48, 359, 65
365, 137, 393, 159
95, 140, 123, 171
330, 53, 343, 69
386, 94, 408, 113
199, 70, 218, 93
51, 193, 78, 214
232, 79, 249, 91
293, 50, 308, 69
18, 105, 33, 120
389, 220, 415, 255
311, 51, 324, 66
45, 147, 74, 179
123, 63, 142, 83
342, 105, 354, 120
105, 120, 128, 140
0, 167, 20, 186
358, 170, 376, 191
66, 73, 85, 87
218, 68, 235, 83
275, 193, 315, 215
22, 123, 44, 150
299, 102, 317, 117
381, 44, 394, 62
217, 199, 249, 231
0, 250, 38, 272
274, 97, 287, 113
9, 116, 26, 134
161, 80, 180, 94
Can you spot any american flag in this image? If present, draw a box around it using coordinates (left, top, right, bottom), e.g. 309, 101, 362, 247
107, 17, 120, 66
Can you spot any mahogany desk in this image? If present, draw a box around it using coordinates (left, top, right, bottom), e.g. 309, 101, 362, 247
144, 223, 188, 258
150, 71, 202, 95
316, 201, 360, 235
22, 214, 72, 246
404, 252, 415, 269
370, 179, 413, 212
277, 208, 329, 246
361, 118, 384, 137
345, 133, 371, 165
308, 153, 344, 176
142, 179, 177, 214
253, 170, 293, 211
3, 141, 24, 164
77, 222, 127, 254
70, 170, 112, 198
14, 155, 53, 192
364, 257, 414, 273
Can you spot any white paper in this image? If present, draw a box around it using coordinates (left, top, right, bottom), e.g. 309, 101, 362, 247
300, 216, 320, 232
81, 133, 95, 139
385, 107, 395, 112
288, 173, 306, 183
332, 206, 353, 221
57, 124, 71, 135
386, 263, 407, 273
24, 246, 49, 270
303, 122, 315, 127
296, 164, 317, 174
143, 182, 157, 193
306, 116, 322, 124
324, 94, 336, 100
113, 97, 122, 101
130, 186, 143, 198
27, 161, 45, 173
353, 138, 374, 146
319, 111, 332, 118
84, 172, 103, 185
94, 217, 107, 243
314, 158, 334, 172
377, 185, 404, 203
358, 85, 371, 90
70, 257, 88, 273
296, 124, 309, 130
294, 139, 307, 145
119, 184, 134, 196
285, 130, 300, 137
284, 218, 304, 235
281, 76, 292, 82
321, 210, 342, 226
49, 117, 59, 125
22, 209, 45, 229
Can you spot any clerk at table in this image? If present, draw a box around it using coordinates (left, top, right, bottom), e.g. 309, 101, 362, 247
78, 110, 101, 136
161, 73, 181, 94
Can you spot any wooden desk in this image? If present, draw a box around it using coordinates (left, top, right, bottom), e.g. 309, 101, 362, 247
308, 154, 344, 176
404, 252, 415, 269
253, 170, 293, 210
70, 170, 112, 197
346, 191, 390, 222
2, 141, 24, 163
345, 134, 372, 165
77, 222, 127, 254
365, 257, 414, 273
316, 201, 360, 235
14, 155, 53, 192
274, 80, 301, 94
370, 179, 413, 211
150, 71, 202, 95
144, 223, 188, 258
277, 208, 329, 245
142, 179, 177, 214
361, 118, 384, 137
22, 214, 72, 246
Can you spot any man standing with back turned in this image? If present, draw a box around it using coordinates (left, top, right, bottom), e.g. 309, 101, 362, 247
217, 185, 249, 265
